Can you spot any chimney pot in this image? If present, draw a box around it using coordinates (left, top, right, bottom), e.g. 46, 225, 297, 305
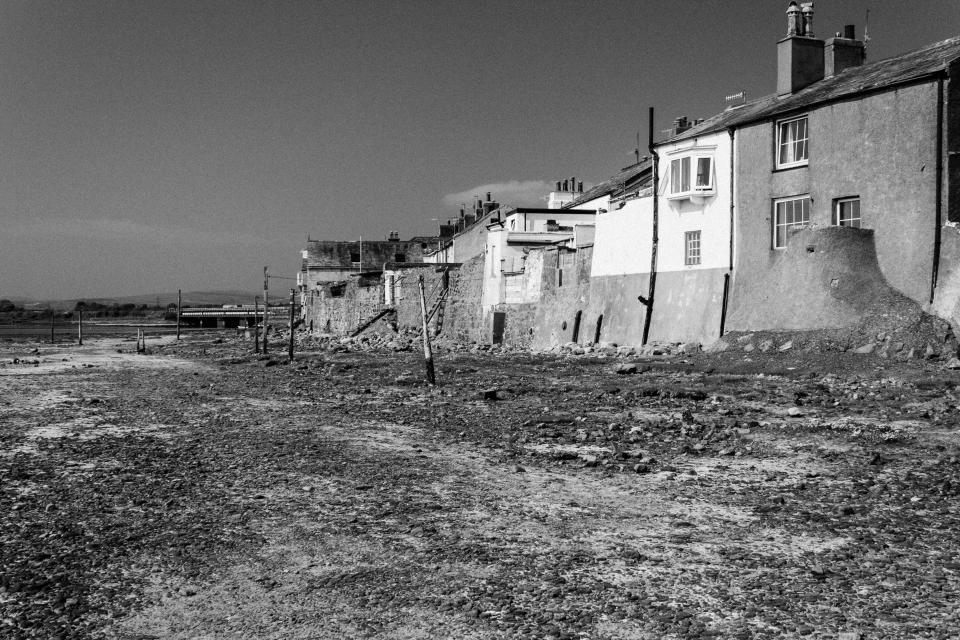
800, 2, 814, 37
563, 180, 569, 191
843, 24, 855, 39
556, 181, 562, 191
578, 181, 583, 193
786, 1, 800, 36
486, 191, 491, 202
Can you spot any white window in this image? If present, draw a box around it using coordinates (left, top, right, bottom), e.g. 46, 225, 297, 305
776, 115, 809, 169
833, 197, 861, 227
669, 155, 714, 198
773, 196, 810, 249
685, 231, 701, 266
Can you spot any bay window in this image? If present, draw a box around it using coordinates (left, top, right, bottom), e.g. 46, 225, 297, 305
668, 154, 714, 199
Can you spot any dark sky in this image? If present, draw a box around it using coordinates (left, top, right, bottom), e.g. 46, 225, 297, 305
2, 0, 958, 299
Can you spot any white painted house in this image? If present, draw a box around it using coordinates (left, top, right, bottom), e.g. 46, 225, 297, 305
647, 124, 734, 341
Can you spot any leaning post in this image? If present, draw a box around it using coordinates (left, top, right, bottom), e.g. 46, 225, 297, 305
287, 288, 295, 362
417, 275, 436, 385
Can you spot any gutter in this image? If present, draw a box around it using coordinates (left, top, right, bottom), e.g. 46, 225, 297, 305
641, 107, 659, 345
931, 73, 945, 304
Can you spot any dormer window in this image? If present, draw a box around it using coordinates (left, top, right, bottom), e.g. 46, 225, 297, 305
668, 153, 715, 200
776, 115, 809, 169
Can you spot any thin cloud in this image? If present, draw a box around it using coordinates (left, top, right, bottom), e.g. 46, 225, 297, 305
443, 180, 554, 208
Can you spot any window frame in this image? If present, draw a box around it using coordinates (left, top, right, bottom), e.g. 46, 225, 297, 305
684, 230, 702, 266
666, 148, 716, 200
833, 196, 861, 228
775, 114, 809, 170
772, 195, 811, 249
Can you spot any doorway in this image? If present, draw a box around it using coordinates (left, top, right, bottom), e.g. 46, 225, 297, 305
492, 312, 506, 345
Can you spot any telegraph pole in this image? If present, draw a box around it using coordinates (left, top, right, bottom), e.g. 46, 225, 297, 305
288, 288, 295, 361
176, 289, 182, 341
253, 296, 260, 354
77, 308, 83, 346
263, 266, 269, 354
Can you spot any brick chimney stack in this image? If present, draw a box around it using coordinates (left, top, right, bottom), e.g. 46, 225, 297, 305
825, 24, 865, 77
777, 1, 824, 96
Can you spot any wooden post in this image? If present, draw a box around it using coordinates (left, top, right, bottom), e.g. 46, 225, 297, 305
176, 289, 182, 340
417, 275, 436, 385
78, 309, 83, 346
253, 297, 260, 354
50, 309, 55, 344
288, 288, 295, 361
263, 266, 269, 354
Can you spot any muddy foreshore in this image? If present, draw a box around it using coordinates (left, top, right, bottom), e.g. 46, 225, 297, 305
1, 333, 959, 639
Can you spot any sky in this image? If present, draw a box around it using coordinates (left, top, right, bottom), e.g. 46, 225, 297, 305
2, 0, 959, 300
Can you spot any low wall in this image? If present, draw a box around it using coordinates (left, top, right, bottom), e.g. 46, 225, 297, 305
648, 268, 726, 343
586, 274, 650, 346
932, 224, 960, 333
727, 226, 892, 331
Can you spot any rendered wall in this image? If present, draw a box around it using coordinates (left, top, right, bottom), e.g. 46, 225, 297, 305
451, 212, 496, 263
591, 197, 653, 277
647, 269, 726, 342
656, 131, 733, 272
730, 81, 940, 330
728, 226, 896, 330
932, 225, 960, 331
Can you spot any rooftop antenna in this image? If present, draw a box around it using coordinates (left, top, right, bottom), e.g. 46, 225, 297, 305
725, 90, 746, 109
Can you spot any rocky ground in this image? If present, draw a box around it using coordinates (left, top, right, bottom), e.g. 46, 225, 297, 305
1, 332, 959, 639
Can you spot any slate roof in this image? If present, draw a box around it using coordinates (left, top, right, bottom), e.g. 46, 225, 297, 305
667, 35, 960, 144
563, 159, 652, 209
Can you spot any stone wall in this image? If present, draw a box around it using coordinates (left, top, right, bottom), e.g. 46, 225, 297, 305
390, 264, 452, 332
302, 280, 384, 335
443, 255, 485, 343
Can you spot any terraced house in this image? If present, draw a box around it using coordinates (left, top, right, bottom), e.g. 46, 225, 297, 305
659, 1, 960, 334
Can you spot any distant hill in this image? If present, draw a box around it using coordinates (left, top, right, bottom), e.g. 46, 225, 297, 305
17, 291, 259, 310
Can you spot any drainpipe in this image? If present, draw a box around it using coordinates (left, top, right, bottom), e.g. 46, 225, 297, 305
719, 127, 736, 337
931, 75, 945, 304
641, 106, 659, 345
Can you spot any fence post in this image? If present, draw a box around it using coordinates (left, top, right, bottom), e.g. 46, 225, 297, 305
50, 309, 55, 344
418, 275, 436, 385
78, 309, 83, 346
